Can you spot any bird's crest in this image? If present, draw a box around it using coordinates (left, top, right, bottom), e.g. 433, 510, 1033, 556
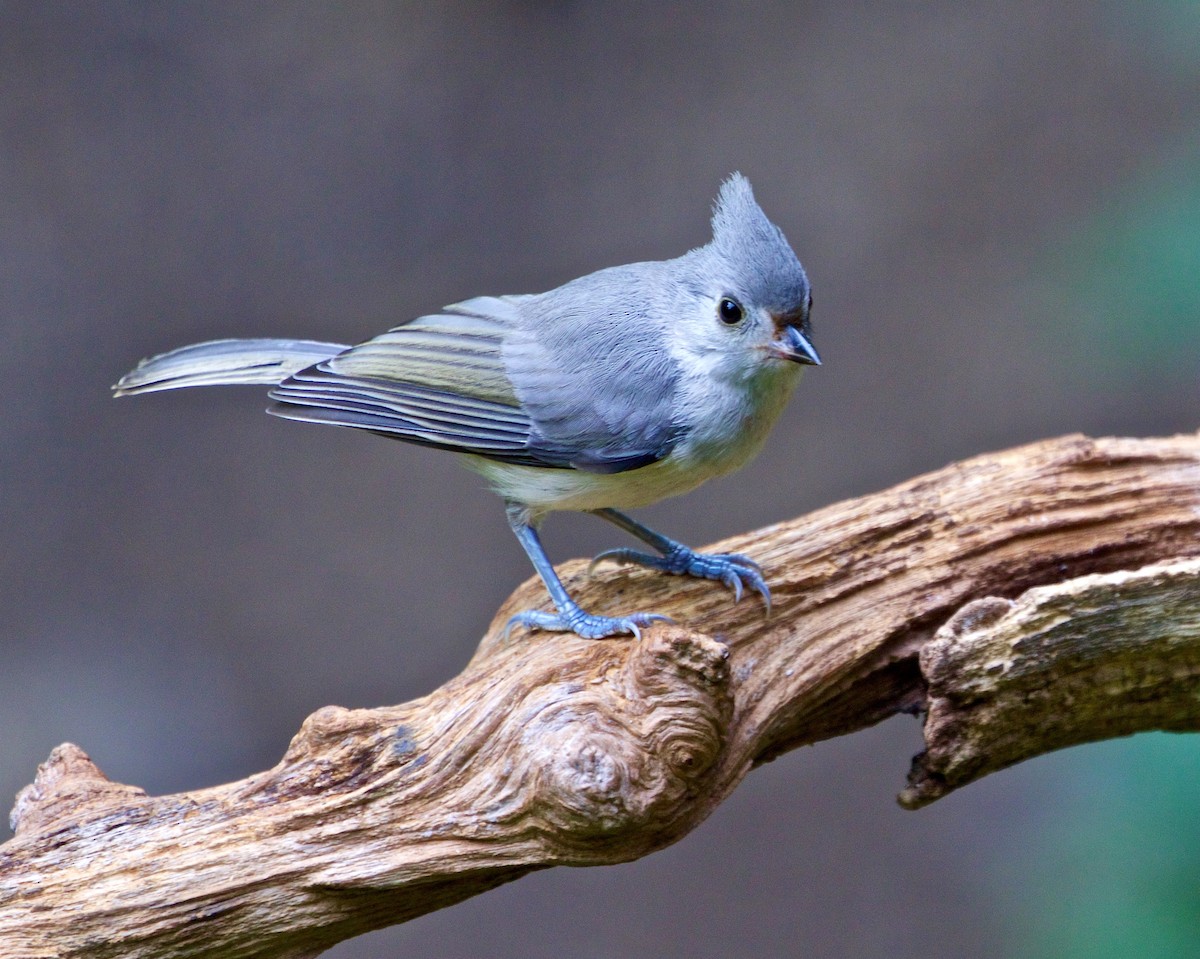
709, 173, 809, 311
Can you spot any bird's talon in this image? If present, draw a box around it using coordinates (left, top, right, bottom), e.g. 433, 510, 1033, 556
727, 575, 744, 603
505, 606, 672, 641
590, 540, 771, 610
587, 548, 633, 575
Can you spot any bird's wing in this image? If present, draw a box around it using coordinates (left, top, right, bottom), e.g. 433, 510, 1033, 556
270, 290, 686, 473
268, 297, 553, 465
502, 266, 688, 474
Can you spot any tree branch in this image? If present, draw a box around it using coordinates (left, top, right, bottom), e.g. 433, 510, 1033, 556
902, 558, 1200, 808
3, 432, 1199, 958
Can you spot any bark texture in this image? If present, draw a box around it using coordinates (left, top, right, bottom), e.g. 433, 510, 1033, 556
3, 432, 1199, 959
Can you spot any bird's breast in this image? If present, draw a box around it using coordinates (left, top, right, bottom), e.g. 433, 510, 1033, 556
464, 363, 802, 517
462, 449, 713, 515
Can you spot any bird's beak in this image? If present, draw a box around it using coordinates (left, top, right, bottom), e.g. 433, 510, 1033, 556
772, 324, 821, 366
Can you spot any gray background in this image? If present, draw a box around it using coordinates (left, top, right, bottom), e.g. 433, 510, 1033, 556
3, 3, 1198, 957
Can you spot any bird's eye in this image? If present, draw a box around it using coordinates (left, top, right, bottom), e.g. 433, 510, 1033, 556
718, 297, 744, 325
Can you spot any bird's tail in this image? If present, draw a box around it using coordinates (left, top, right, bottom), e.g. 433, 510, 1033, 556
113, 338, 349, 396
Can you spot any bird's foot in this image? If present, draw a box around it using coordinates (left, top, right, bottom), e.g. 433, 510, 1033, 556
504, 606, 673, 641
590, 544, 771, 611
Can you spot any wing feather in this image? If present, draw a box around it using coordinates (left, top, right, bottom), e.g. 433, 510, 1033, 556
267, 291, 687, 473
269, 299, 552, 465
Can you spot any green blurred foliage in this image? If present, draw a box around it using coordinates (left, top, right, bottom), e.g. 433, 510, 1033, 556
1005, 7, 1200, 955
1117, 0, 1200, 75
1055, 149, 1200, 383
1004, 734, 1200, 959
1042, 3, 1200, 386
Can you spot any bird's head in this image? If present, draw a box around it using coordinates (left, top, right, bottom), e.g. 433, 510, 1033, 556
672, 174, 819, 384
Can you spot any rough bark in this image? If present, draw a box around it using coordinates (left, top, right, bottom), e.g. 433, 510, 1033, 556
2, 431, 1198, 959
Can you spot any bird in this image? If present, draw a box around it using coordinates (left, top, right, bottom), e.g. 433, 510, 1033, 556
114, 174, 819, 640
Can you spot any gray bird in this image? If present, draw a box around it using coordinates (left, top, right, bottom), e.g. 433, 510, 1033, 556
114, 174, 819, 639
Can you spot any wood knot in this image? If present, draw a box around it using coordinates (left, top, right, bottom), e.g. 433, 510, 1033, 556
274, 705, 420, 795
10, 743, 146, 838
518, 625, 732, 859
284, 705, 364, 759
941, 597, 1015, 638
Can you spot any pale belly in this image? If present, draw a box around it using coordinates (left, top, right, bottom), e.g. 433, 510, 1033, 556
463, 448, 719, 516
463, 363, 800, 518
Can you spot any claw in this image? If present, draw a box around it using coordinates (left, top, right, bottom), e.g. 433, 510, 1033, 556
726, 571, 744, 603
721, 552, 764, 576
587, 542, 771, 612
587, 547, 643, 576
505, 607, 673, 641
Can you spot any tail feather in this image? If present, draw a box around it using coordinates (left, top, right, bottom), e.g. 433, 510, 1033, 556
113, 338, 348, 396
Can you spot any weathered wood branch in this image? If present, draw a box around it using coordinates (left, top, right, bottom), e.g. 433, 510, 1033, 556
2, 432, 1198, 958
902, 558, 1200, 807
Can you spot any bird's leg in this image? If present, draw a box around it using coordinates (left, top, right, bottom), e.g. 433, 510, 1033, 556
504, 503, 672, 640
588, 508, 771, 611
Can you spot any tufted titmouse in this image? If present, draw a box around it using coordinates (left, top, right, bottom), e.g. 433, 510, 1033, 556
115, 174, 819, 639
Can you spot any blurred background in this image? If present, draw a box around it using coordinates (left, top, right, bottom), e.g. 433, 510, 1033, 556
3, 2, 1198, 956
